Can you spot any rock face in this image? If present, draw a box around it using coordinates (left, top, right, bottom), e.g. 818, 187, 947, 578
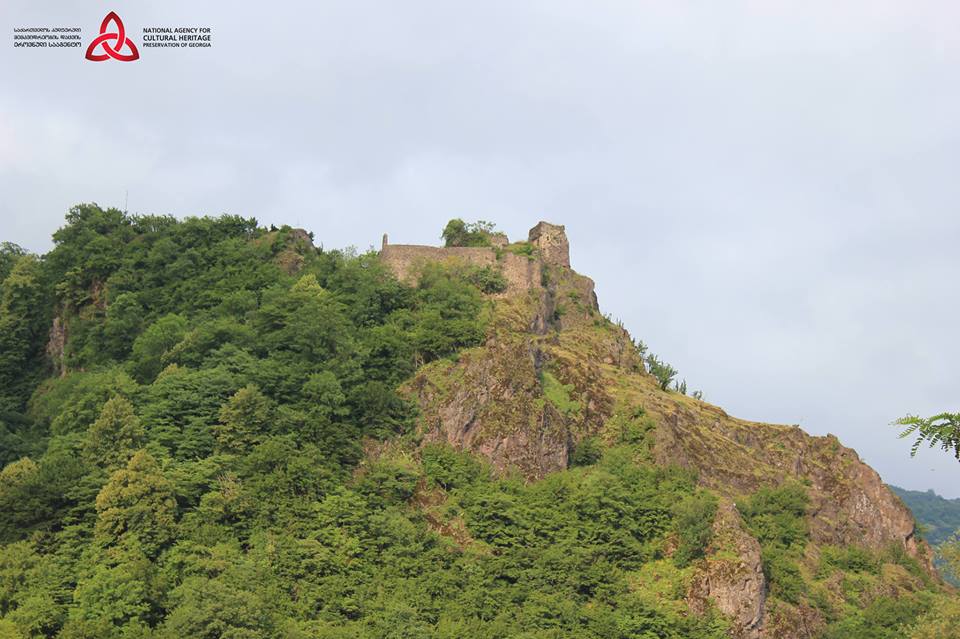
408, 336, 570, 480
391, 219, 938, 633
46, 314, 67, 377
650, 408, 928, 563
688, 500, 766, 639
274, 228, 315, 274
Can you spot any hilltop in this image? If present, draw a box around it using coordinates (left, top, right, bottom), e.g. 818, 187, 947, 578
379, 220, 944, 638
0, 207, 954, 639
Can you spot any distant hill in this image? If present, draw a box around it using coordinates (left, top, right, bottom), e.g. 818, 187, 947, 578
890, 485, 960, 545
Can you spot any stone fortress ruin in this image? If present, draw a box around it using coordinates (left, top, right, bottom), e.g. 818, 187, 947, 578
379, 221, 593, 305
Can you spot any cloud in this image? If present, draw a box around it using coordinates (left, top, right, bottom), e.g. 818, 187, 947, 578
2, 0, 959, 494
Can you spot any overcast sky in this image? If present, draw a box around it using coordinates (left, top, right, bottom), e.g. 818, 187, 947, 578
3, 1, 959, 496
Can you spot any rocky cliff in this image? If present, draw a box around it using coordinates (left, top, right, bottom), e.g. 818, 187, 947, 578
381, 221, 938, 638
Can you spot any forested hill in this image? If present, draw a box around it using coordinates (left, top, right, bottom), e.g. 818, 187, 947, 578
891, 486, 960, 547
0, 205, 956, 639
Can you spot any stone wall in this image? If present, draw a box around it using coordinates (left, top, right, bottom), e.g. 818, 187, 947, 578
380, 221, 575, 296
528, 221, 570, 268
380, 244, 541, 296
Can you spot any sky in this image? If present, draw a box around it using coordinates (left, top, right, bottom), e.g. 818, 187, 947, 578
2, 1, 959, 495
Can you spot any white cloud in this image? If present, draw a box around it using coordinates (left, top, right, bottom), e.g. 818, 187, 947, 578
2, 0, 959, 494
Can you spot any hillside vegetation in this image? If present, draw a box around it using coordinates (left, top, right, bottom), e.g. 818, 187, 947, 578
891, 487, 960, 548
0, 206, 955, 638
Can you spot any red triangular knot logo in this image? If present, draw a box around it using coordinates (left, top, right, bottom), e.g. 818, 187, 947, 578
85, 12, 140, 62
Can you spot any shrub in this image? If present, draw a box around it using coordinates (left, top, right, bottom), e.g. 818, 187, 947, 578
507, 242, 536, 258
441, 219, 498, 247
645, 354, 678, 391
738, 482, 809, 548
422, 443, 487, 490
673, 491, 718, 567
820, 546, 880, 575
465, 265, 508, 294
541, 371, 581, 418
570, 436, 603, 467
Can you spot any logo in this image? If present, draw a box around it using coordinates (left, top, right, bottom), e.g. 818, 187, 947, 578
85, 12, 139, 62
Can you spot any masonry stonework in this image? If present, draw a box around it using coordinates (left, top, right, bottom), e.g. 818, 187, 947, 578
528, 221, 570, 268
380, 221, 591, 302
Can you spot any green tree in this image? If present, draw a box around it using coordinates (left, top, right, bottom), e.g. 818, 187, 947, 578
441, 219, 498, 247
672, 492, 718, 567
895, 412, 960, 461
214, 385, 275, 454
84, 396, 145, 469
66, 558, 153, 636
158, 576, 276, 639
0, 255, 51, 412
129, 314, 188, 383
94, 451, 177, 557
0, 243, 26, 283
910, 596, 960, 639
102, 293, 144, 359
645, 354, 678, 391
0, 459, 53, 543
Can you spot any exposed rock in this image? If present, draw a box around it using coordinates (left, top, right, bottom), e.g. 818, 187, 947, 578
651, 408, 932, 567
394, 219, 939, 634
274, 228, 315, 275
46, 313, 67, 377
688, 499, 766, 639
407, 336, 570, 479
761, 601, 825, 639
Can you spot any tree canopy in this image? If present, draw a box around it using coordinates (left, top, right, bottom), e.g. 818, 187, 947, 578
0, 205, 951, 638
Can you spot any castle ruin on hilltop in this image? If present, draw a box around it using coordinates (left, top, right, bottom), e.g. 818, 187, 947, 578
379, 221, 590, 302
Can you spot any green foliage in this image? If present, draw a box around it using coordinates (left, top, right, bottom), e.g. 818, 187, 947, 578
889, 485, 960, 546
0, 207, 942, 638
84, 396, 144, 469
819, 545, 880, 575
398, 262, 489, 366
421, 444, 487, 490
0, 253, 52, 413
129, 314, 188, 383
94, 450, 177, 557
440, 219, 498, 247
935, 533, 960, 584
909, 595, 960, 639
0, 243, 26, 283
823, 594, 932, 639
895, 412, 960, 461
738, 482, 810, 603
672, 492, 717, 568
0, 459, 55, 543
604, 406, 657, 446
465, 265, 508, 294
569, 436, 603, 467
214, 385, 275, 454
738, 482, 809, 549
760, 545, 806, 604
506, 241, 535, 258
645, 354, 678, 391
541, 371, 581, 418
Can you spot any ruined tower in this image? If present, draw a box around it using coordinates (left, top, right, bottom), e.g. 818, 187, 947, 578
528, 221, 570, 268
